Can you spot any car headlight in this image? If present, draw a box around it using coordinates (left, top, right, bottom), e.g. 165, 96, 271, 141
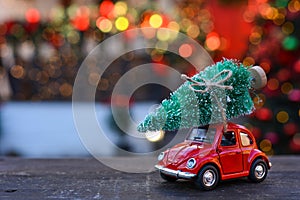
158, 152, 165, 161
186, 158, 196, 169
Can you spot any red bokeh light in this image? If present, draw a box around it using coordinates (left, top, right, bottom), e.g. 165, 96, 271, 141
255, 107, 273, 121
283, 123, 298, 136
179, 44, 193, 58
277, 69, 291, 82
99, 0, 114, 18
290, 140, 300, 152
294, 60, 300, 73
25, 8, 41, 23
72, 6, 90, 31
72, 16, 90, 31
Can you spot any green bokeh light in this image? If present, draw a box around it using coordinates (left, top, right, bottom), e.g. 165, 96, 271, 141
282, 36, 299, 50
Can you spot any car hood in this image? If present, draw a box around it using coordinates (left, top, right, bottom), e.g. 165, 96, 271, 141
166, 141, 212, 165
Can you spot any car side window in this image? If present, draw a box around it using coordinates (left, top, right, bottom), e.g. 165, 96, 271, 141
221, 131, 236, 146
240, 132, 253, 146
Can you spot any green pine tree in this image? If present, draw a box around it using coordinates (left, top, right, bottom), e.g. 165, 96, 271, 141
137, 59, 254, 132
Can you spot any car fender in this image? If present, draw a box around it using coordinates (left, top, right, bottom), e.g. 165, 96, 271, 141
194, 152, 222, 175
248, 149, 270, 170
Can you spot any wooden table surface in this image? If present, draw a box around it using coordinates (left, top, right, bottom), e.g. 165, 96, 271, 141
0, 156, 299, 200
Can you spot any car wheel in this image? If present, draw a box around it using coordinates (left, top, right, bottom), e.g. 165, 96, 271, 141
160, 172, 177, 182
195, 165, 219, 191
248, 159, 268, 183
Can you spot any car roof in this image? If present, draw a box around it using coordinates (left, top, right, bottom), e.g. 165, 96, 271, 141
227, 122, 248, 130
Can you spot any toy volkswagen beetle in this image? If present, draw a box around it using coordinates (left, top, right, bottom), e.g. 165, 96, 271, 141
155, 122, 272, 190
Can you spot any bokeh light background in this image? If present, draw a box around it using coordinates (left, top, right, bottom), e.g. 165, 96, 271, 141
0, 0, 299, 156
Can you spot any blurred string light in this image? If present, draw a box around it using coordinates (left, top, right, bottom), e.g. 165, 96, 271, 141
1, 0, 300, 153
145, 130, 165, 142
241, 0, 300, 154
20, 0, 217, 61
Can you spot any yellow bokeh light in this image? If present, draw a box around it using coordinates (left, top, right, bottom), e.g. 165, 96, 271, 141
10, 65, 25, 79
67, 30, 80, 44
253, 93, 266, 108
167, 21, 180, 40
180, 18, 192, 31
266, 7, 278, 20
59, 83, 73, 97
281, 82, 293, 94
249, 32, 262, 45
206, 32, 220, 51
149, 14, 163, 28
145, 130, 165, 142
114, 1, 127, 16
157, 29, 170, 41
282, 21, 294, 35
97, 18, 113, 33
187, 25, 200, 38
88, 72, 100, 86
168, 21, 180, 32
276, 111, 289, 123
273, 13, 285, 25
115, 16, 129, 31
243, 57, 255, 66
288, 0, 300, 13
260, 139, 272, 152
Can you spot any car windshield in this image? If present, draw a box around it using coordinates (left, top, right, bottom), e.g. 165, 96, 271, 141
186, 127, 216, 144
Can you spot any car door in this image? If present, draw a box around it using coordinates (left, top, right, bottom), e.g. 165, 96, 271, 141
217, 130, 243, 174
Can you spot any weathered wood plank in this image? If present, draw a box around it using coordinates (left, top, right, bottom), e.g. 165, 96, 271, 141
0, 156, 299, 200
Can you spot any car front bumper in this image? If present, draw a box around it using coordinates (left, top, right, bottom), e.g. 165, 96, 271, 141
155, 165, 197, 179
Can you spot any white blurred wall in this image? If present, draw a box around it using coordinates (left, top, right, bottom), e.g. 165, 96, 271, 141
0, 102, 154, 157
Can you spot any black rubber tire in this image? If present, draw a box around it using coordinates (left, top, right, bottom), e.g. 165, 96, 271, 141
160, 172, 177, 182
248, 159, 268, 183
195, 165, 219, 191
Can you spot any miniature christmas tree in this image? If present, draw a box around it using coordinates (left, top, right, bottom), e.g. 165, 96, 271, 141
137, 59, 266, 132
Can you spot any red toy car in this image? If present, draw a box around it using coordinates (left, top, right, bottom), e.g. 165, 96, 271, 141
155, 122, 272, 190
